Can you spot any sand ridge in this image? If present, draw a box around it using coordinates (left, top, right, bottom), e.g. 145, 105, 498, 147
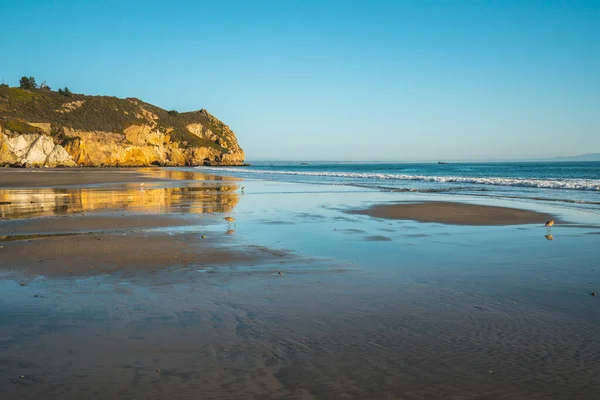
348, 201, 556, 226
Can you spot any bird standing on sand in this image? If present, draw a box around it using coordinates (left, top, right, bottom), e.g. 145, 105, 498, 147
241, 186, 245, 194
224, 216, 236, 228
545, 219, 554, 232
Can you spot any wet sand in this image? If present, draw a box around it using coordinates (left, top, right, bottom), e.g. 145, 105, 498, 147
348, 201, 556, 225
0, 171, 283, 277
1, 169, 600, 399
0, 231, 292, 277
0, 214, 199, 235
0, 168, 166, 187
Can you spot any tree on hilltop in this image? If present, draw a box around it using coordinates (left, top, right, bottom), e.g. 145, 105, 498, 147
58, 87, 72, 96
19, 76, 37, 89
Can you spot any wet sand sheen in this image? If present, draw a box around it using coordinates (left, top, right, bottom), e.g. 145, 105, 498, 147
0, 231, 293, 277
3, 271, 599, 400
348, 201, 556, 225
0, 167, 239, 188
0, 214, 200, 235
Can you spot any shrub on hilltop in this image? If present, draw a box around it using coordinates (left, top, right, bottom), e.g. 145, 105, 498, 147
19, 76, 38, 90
58, 87, 72, 97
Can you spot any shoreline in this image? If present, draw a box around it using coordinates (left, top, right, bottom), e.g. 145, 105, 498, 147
1, 163, 251, 170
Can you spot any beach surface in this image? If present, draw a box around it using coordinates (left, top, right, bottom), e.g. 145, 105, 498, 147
1, 168, 599, 399
348, 201, 555, 225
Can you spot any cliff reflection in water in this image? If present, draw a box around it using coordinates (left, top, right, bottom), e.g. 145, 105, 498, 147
0, 183, 240, 219
139, 169, 235, 183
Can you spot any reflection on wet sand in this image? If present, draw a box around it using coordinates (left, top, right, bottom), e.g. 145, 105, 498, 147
1, 180, 240, 219
0, 167, 242, 188
138, 168, 241, 183
545, 233, 554, 241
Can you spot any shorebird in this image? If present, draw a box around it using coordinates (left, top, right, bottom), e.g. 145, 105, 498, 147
224, 216, 236, 228
545, 219, 555, 232
241, 186, 245, 193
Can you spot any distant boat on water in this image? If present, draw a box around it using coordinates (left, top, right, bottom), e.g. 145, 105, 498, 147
301, 162, 310, 165
438, 161, 448, 164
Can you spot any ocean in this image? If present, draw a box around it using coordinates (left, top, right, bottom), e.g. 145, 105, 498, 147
198, 161, 600, 211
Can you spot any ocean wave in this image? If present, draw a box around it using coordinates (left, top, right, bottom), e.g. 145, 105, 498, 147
197, 167, 600, 191
346, 184, 600, 205
352, 184, 490, 193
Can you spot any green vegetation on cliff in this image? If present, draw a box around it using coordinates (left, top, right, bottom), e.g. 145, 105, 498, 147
0, 85, 231, 151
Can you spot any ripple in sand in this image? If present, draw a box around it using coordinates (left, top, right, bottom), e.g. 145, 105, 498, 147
364, 235, 392, 242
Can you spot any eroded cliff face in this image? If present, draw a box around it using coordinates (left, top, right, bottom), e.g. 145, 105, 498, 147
0, 87, 245, 167
0, 131, 76, 167
59, 122, 244, 167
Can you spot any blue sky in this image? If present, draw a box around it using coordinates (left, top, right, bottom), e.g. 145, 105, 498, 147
1, 0, 599, 161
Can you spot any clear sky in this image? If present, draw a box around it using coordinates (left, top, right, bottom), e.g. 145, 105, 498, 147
1, 0, 599, 161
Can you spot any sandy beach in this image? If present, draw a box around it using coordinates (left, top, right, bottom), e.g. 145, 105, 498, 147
1, 168, 600, 399
347, 201, 555, 225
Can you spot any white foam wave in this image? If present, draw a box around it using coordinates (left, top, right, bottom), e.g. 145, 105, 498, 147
197, 167, 600, 191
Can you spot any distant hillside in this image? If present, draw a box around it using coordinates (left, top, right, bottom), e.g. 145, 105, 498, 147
0, 84, 244, 167
549, 153, 600, 162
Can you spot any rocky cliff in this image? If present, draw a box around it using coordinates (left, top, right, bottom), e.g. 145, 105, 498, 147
0, 86, 245, 167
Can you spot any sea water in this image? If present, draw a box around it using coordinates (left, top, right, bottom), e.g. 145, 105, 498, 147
198, 161, 600, 211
